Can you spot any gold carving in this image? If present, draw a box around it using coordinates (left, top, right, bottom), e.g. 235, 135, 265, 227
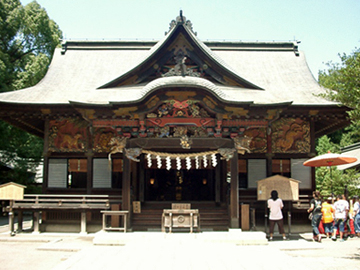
41, 109, 51, 114
202, 97, 217, 109
77, 109, 96, 120
48, 118, 87, 152
272, 118, 310, 153
224, 107, 249, 117
309, 110, 319, 116
165, 91, 196, 101
60, 134, 83, 149
266, 109, 281, 120
146, 96, 160, 109
113, 107, 137, 117
108, 136, 128, 160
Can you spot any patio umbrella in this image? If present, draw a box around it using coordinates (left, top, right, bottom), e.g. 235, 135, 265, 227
303, 152, 357, 194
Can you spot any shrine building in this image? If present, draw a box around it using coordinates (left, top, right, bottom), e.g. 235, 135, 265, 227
0, 12, 351, 231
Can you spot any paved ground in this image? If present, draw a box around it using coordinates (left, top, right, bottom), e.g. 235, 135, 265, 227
0, 218, 359, 270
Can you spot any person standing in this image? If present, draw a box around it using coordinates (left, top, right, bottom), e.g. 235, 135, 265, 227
332, 194, 349, 242
307, 190, 323, 242
347, 195, 356, 237
267, 190, 286, 241
321, 197, 334, 238
353, 195, 360, 237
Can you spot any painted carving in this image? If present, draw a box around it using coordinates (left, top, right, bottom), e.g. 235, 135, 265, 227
157, 126, 170, 138
147, 99, 212, 120
60, 134, 83, 149
218, 148, 236, 161
124, 148, 142, 162
225, 107, 249, 118
158, 103, 171, 117
188, 126, 207, 137
272, 118, 310, 153
162, 50, 201, 78
108, 136, 128, 160
173, 126, 188, 137
243, 128, 267, 153
233, 136, 252, 155
180, 135, 192, 149
93, 128, 117, 152
48, 119, 86, 152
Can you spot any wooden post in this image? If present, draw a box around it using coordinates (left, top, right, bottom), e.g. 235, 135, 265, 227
288, 201, 292, 237
17, 211, 23, 232
215, 159, 221, 205
241, 204, 250, 231
139, 154, 145, 202
80, 211, 87, 234
33, 211, 40, 234
230, 153, 239, 228
122, 154, 131, 229
8, 200, 14, 235
264, 202, 268, 235
42, 118, 50, 193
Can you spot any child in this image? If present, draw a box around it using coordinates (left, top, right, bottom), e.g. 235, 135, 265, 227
321, 197, 334, 238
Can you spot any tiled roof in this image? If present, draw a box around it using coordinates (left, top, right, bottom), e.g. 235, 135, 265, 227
0, 33, 336, 107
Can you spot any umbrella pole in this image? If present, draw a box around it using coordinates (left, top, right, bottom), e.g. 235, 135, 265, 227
330, 166, 333, 196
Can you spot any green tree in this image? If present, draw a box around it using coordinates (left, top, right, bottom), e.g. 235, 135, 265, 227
317, 47, 360, 197
318, 47, 360, 122
0, 0, 62, 190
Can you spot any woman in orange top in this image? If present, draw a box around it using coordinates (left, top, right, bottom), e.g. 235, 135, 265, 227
321, 197, 335, 238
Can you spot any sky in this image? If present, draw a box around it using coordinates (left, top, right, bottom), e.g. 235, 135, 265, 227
20, 0, 360, 79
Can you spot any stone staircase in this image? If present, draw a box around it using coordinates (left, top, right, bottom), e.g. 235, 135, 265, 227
131, 202, 229, 231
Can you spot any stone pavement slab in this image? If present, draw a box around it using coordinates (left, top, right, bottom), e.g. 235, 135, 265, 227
1, 229, 360, 270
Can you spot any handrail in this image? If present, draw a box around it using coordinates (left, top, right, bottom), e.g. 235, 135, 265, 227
12, 194, 122, 208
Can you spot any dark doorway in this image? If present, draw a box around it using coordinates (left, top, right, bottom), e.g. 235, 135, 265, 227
145, 169, 215, 201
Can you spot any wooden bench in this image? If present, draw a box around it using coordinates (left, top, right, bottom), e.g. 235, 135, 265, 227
101, 210, 129, 232
161, 203, 200, 233
8, 194, 120, 234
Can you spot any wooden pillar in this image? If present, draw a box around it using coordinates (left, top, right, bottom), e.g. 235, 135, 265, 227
310, 118, 316, 189
139, 154, 145, 202
122, 154, 131, 229
8, 200, 14, 234
230, 154, 239, 228
33, 211, 40, 234
241, 204, 250, 231
215, 157, 221, 205
42, 119, 50, 193
17, 211, 23, 232
80, 211, 87, 234
86, 153, 93, 194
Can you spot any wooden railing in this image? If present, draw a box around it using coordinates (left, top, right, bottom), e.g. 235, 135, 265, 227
12, 194, 121, 210
8, 194, 122, 234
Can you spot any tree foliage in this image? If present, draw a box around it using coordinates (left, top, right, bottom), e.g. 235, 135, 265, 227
318, 47, 360, 122
314, 136, 360, 197
0, 0, 62, 189
316, 47, 360, 197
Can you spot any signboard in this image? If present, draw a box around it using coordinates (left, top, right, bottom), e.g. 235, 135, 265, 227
133, 201, 141, 213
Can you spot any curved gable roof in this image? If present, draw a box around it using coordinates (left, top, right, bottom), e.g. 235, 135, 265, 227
98, 14, 262, 90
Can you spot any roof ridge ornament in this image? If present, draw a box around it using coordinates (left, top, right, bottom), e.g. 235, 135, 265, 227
162, 50, 201, 77
166, 10, 197, 36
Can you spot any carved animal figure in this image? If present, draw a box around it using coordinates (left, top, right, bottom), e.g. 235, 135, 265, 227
275, 123, 304, 152
97, 132, 114, 151
108, 137, 128, 160
60, 134, 83, 149
234, 136, 252, 155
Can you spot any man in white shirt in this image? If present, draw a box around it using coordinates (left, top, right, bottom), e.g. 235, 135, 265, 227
332, 194, 349, 242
